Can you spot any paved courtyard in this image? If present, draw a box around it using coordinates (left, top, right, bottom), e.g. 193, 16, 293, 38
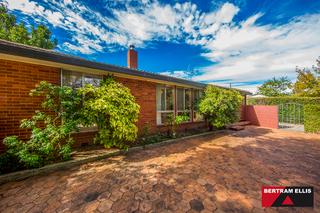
0, 126, 319, 213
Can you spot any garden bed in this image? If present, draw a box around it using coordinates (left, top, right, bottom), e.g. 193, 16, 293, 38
0, 130, 219, 185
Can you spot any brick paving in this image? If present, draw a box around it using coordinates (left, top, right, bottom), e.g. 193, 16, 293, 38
0, 126, 319, 213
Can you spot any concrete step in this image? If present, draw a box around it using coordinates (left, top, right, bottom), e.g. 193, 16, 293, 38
228, 125, 245, 131
227, 121, 251, 131
232, 121, 251, 126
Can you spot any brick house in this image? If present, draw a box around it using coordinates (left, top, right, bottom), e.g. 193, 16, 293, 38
0, 40, 250, 151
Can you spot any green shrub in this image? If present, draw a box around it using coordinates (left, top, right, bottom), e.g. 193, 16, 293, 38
165, 113, 190, 138
3, 82, 82, 168
304, 104, 320, 133
79, 76, 140, 149
199, 86, 243, 128
138, 133, 170, 146
248, 97, 320, 105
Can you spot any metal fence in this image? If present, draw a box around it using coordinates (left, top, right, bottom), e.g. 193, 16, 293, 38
279, 103, 304, 127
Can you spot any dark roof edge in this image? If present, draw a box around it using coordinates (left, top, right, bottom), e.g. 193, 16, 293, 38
0, 40, 251, 94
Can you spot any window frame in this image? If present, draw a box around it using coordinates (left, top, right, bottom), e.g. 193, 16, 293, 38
156, 85, 204, 125
176, 87, 192, 123
61, 70, 103, 89
156, 85, 175, 125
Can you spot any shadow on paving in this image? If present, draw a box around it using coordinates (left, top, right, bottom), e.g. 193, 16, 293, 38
0, 127, 319, 213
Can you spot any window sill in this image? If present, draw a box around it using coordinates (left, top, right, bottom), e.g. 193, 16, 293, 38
72, 126, 98, 133
156, 120, 205, 127
192, 120, 205, 123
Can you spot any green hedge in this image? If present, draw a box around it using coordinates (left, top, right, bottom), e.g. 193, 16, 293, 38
304, 104, 320, 133
248, 97, 320, 105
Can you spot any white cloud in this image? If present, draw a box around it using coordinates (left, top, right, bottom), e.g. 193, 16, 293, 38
204, 2, 239, 24
194, 13, 320, 87
4, 0, 63, 26
4, 0, 202, 52
3, 0, 320, 92
160, 70, 190, 79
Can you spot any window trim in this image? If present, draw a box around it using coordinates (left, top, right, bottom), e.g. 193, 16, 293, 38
156, 85, 175, 125
156, 85, 204, 126
61, 70, 103, 89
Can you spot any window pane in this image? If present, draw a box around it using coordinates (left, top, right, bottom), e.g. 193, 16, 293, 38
185, 89, 191, 110
194, 90, 199, 101
166, 87, 174, 111
83, 75, 101, 87
193, 90, 203, 110
193, 111, 204, 121
161, 112, 173, 124
156, 86, 167, 111
177, 88, 184, 111
62, 70, 82, 88
161, 88, 166, 110
177, 111, 191, 122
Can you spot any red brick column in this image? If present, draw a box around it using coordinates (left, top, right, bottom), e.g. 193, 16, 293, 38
245, 105, 279, 129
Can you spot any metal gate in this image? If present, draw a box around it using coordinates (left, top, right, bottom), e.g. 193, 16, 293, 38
279, 103, 304, 130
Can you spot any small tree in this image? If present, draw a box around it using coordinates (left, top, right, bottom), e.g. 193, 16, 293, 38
257, 77, 292, 97
0, 5, 57, 49
80, 77, 140, 149
165, 113, 189, 138
293, 57, 320, 97
199, 86, 243, 129
3, 82, 82, 168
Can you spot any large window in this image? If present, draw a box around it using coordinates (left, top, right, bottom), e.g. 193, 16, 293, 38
156, 85, 204, 125
62, 70, 102, 131
176, 88, 191, 121
156, 86, 174, 125
62, 70, 102, 88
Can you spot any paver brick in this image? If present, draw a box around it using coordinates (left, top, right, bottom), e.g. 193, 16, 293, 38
0, 127, 319, 212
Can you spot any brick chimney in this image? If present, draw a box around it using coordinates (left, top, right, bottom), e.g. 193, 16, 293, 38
127, 45, 138, 69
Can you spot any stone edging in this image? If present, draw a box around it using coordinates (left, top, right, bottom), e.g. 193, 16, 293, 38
0, 130, 223, 185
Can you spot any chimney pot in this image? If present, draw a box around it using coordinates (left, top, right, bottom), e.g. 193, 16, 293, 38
127, 45, 138, 69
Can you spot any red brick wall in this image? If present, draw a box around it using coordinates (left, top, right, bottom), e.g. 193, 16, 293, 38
245, 105, 279, 129
0, 59, 206, 151
72, 131, 97, 146
0, 59, 60, 151
116, 77, 207, 134
116, 77, 157, 133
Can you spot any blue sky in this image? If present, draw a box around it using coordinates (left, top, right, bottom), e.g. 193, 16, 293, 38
2, 0, 320, 93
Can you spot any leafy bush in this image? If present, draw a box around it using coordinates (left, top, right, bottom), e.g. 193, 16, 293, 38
3, 82, 82, 168
248, 97, 320, 105
304, 104, 320, 133
199, 86, 243, 128
138, 133, 170, 146
139, 122, 152, 144
79, 77, 140, 149
165, 113, 190, 138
